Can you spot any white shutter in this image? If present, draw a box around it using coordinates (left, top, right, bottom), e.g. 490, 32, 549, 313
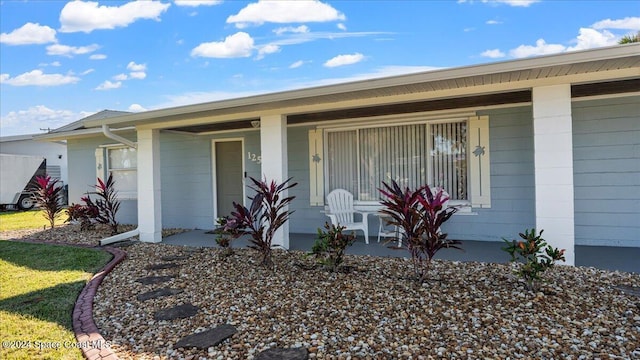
308, 129, 324, 206
469, 116, 491, 208
95, 147, 106, 183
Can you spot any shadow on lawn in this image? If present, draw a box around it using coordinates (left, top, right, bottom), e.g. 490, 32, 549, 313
0, 280, 88, 330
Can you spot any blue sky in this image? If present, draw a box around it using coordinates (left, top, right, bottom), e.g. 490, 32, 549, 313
1, 0, 638, 136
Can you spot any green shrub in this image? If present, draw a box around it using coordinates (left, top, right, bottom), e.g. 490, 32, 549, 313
213, 216, 235, 257
308, 222, 356, 272
502, 228, 566, 291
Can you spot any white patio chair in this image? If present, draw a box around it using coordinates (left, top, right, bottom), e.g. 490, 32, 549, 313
326, 189, 369, 244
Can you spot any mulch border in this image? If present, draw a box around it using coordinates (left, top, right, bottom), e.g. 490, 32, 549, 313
5, 239, 126, 360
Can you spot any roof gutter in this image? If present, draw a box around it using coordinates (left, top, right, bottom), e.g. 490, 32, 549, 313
102, 124, 137, 148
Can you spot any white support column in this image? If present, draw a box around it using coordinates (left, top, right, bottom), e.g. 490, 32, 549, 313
260, 114, 289, 249
137, 129, 162, 243
532, 84, 575, 265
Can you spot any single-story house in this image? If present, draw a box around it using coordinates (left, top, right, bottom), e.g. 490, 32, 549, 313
37, 44, 640, 266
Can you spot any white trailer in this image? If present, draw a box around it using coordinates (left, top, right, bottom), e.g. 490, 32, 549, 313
0, 153, 46, 210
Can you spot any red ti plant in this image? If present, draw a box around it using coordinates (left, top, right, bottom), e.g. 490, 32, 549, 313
32, 175, 64, 229
86, 174, 121, 235
379, 180, 461, 282
225, 177, 297, 268
66, 201, 99, 231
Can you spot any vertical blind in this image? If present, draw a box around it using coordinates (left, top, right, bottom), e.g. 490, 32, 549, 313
430, 121, 467, 200
327, 121, 468, 202
358, 124, 428, 200
327, 130, 357, 195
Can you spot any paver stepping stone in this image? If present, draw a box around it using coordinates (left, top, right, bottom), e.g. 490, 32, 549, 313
160, 255, 190, 262
256, 347, 309, 360
154, 303, 199, 321
616, 285, 640, 298
137, 288, 183, 301
135, 275, 175, 285
146, 263, 180, 270
174, 324, 237, 349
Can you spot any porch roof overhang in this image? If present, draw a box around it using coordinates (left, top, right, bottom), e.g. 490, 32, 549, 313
39, 44, 640, 140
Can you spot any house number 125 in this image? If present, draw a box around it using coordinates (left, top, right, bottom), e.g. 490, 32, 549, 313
248, 151, 262, 164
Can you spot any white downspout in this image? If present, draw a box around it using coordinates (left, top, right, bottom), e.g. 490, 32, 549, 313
102, 124, 137, 149
99, 124, 140, 245
100, 229, 139, 246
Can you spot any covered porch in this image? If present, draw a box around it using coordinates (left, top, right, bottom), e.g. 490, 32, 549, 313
162, 230, 640, 274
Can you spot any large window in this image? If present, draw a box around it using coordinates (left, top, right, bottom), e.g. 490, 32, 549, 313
107, 147, 137, 199
326, 120, 468, 202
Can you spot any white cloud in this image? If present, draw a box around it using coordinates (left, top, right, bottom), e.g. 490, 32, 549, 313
46, 43, 100, 57
486, 20, 502, 25
256, 44, 280, 59
458, 0, 539, 6
113, 73, 128, 81
191, 32, 254, 58
129, 71, 147, 80
481, 49, 506, 58
127, 61, 147, 71
0, 106, 93, 137
324, 53, 364, 68
337, 23, 347, 31
0, 22, 57, 45
0, 70, 80, 86
127, 61, 147, 72
507, 27, 620, 59
128, 104, 147, 112
273, 25, 310, 35
59, 0, 171, 33
126, 62, 147, 79
80, 69, 95, 76
174, 0, 222, 7
95, 80, 122, 90
38, 61, 62, 67
90, 54, 107, 60
509, 39, 566, 58
566, 28, 617, 51
289, 60, 305, 69
488, 0, 539, 6
592, 17, 640, 31
227, 0, 346, 28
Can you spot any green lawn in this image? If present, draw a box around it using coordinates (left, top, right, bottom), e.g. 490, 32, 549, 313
0, 210, 68, 231
0, 241, 112, 360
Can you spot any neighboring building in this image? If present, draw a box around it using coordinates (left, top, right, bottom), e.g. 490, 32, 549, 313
0, 133, 68, 185
38, 44, 640, 265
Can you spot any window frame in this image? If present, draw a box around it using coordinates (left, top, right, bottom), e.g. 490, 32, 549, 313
99, 144, 138, 200
322, 116, 472, 208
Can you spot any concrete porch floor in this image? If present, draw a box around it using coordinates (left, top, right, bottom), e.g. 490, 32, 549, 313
162, 230, 639, 274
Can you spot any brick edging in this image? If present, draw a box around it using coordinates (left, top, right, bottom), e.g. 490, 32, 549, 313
5, 238, 127, 359
72, 246, 126, 360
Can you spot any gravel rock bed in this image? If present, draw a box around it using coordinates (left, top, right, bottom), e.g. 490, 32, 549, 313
93, 243, 640, 360
3, 226, 639, 359
0, 224, 187, 246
